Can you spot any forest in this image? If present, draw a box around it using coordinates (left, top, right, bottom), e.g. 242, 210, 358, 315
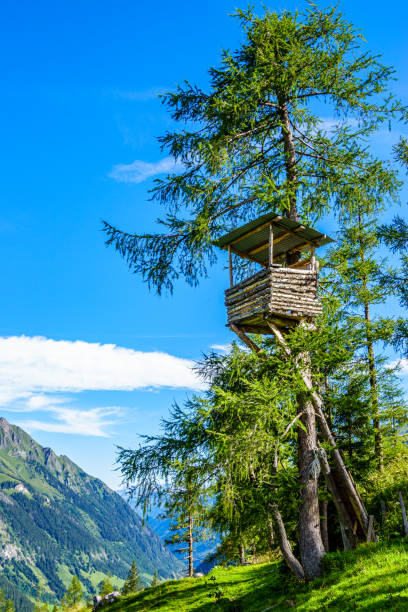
103, 2, 408, 586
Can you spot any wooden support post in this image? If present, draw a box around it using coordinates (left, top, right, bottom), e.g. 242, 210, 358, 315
339, 522, 352, 551
228, 245, 234, 288
399, 491, 408, 537
310, 246, 316, 272
381, 500, 387, 524
229, 324, 265, 355
366, 515, 375, 543
268, 223, 274, 267
317, 447, 356, 549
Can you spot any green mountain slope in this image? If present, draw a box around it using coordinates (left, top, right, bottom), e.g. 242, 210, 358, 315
0, 417, 183, 607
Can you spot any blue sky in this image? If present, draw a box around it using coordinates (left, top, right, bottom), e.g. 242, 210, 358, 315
0, 0, 408, 489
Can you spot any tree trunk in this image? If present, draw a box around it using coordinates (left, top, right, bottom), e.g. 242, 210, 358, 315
268, 502, 305, 580
267, 516, 275, 551
266, 320, 370, 537
399, 491, 408, 537
279, 100, 299, 224
364, 301, 384, 471
319, 499, 329, 553
239, 542, 245, 566
297, 394, 325, 579
276, 110, 323, 576
188, 514, 194, 577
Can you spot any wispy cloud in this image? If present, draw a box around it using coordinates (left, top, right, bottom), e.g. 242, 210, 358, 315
210, 343, 232, 353
112, 87, 168, 102
108, 157, 183, 184
16, 406, 121, 437
388, 358, 408, 374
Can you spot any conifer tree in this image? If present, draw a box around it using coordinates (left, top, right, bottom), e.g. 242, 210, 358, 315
108, 3, 405, 581
375, 136, 408, 351
323, 196, 407, 470
122, 561, 142, 595
162, 475, 210, 578
151, 569, 159, 588
62, 575, 83, 608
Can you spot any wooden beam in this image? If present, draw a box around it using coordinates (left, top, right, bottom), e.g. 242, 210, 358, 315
288, 257, 312, 270
229, 244, 267, 267
247, 226, 304, 257
273, 220, 327, 247
311, 246, 316, 272
229, 324, 266, 357
229, 216, 282, 246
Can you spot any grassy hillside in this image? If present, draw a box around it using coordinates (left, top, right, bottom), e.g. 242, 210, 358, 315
97, 541, 408, 611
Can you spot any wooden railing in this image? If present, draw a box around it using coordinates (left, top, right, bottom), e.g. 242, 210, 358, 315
225, 266, 321, 325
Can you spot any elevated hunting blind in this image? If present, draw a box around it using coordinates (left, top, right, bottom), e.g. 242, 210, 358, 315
214, 212, 333, 334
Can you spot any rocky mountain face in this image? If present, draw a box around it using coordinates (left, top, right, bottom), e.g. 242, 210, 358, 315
0, 418, 183, 609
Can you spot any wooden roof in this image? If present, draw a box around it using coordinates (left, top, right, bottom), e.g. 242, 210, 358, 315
213, 212, 333, 265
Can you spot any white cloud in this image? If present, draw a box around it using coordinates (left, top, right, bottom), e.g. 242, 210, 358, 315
108, 157, 183, 184
0, 335, 204, 437
0, 335, 203, 404
15, 406, 121, 437
210, 343, 232, 353
389, 358, 408, 374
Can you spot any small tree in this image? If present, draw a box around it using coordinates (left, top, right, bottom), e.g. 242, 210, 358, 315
62, 575, 83, 608
99, 572, 114, 597
122, 561, 142, 595
151, 569, 159, 588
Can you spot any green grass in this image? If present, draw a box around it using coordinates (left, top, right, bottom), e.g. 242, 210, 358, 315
105, 540, 408, 611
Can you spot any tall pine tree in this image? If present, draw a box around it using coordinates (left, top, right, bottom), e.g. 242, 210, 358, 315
122, 561, 142, 595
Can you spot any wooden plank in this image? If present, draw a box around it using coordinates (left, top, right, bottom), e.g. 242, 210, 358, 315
226, 286, 270, 307
288, 257, 312, 270
229, 218, 282, 246
273, 219, 327, 247
268, 223, 273, 266
248, 226, 304, 256
225, 268, 269, 294
366, 515, 374, 542
229, 244, 267, 266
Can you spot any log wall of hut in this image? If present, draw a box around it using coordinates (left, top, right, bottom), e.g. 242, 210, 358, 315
225, 265, 321, 333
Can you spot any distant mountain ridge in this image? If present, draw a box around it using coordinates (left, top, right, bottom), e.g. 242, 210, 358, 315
0, 418, 183, 609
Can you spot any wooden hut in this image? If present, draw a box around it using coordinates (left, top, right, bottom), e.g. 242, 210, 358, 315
214, 212, 333, 333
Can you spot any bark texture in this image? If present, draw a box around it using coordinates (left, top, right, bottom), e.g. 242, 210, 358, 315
268, 502, 305, 580
319, 499, 329, 553
297, 394, 325, 579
